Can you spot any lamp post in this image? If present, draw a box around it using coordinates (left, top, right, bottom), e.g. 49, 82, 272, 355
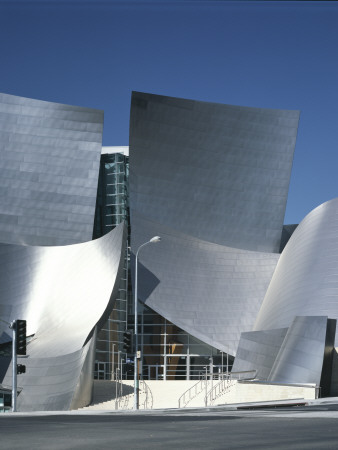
134, 236, 161, 410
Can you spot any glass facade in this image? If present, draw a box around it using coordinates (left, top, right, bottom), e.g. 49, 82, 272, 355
127, 303, 233, 380
93, 152, 130, 380
93, 149, 233, 380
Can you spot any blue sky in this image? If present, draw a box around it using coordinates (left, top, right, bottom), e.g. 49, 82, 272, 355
0, 1, 337, 225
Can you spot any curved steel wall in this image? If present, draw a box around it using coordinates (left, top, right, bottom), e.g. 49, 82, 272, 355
0, 223, 126, 410
130, 92, 299, 354
132, 214, 279, 356
254, 197, 338, 342
2, 335, 96, 411
130, 92, 299, 253
0, 223, 126, 354
0, 93, 104, 246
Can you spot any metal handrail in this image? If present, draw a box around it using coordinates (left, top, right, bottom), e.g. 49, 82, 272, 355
140, 380, 153, 409
178, 370, 257, 408
205, 370, 257, 406
205, 378, 234, 406
228, 370, 257, 380
178, 378, 211, 408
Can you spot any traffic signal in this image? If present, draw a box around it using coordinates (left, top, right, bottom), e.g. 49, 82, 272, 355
123, 330, 133, 353
17, 364, 26, 375
16, 320, 27, 355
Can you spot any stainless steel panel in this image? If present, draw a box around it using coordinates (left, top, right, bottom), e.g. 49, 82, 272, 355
129, 92, 299, 354
254, 197, 338, 347
130, 92, 299, 253
268, 316, 329, 385
0, 223, 127, 411
0, 92, 104, 246
232, 328, 288, 380
132, 214, 279, 356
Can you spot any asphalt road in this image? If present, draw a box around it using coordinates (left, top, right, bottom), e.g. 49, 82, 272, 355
1, 405, 338, 450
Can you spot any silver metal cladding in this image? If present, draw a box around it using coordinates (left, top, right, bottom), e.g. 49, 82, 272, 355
129, 92, 300, 355
0, 93, 104, 246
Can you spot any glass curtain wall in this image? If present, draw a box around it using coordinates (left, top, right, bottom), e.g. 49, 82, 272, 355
93, 152, 130, 380
125, 303, 233, 381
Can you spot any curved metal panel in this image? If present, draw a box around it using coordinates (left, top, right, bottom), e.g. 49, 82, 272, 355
2, 337, 94, 412
268, 316, 329, 385
254, 197, 338, 344
0, 223, 126, 410
0, 92, 104, 246
132, 214, 279, 355
130, 91, 299, 253
0, 223, 126, 356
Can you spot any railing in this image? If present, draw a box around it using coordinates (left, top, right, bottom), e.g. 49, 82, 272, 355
113, 377, 153, 410
229, 370, 257, 381
178, 370, 257, 408
178, 378, 211, 408
205, 370, 257, 406
140, 380, 153, 409
205, 378, 234, 406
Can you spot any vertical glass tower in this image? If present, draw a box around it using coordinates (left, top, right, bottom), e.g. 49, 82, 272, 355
93, 147, 130, 380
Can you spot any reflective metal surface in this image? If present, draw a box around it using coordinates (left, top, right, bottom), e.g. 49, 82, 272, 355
234, 316, 333, 386
232, 328, 288, 380
254, 197, 338, 344
0, 93, 104, 246
269, 316, 330, 385
0, 223, 126, 410
129, 92, 299, 354
2, 335, 95, 411
0, 93, 127, 411
131, 214, 279, 356
130, 91, 299, 253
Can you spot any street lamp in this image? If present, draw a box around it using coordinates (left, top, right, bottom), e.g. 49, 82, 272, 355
134, 236, 161, 410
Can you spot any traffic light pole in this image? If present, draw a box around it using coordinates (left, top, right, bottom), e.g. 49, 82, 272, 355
10, 320, 17, 412
8, 319, 26, 412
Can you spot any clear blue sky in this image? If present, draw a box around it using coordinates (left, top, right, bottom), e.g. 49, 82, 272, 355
0, 0, 337, 225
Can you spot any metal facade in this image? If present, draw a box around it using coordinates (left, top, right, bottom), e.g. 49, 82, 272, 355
268, 316, 329, 385
231, 327, 288, 380
0, 223, 126, 411
254, 197, 338, 345
130, 91, 299, 253
129, 92, 299, 355
0, 93, 128, 411
0, 93, 104, 246
132, 214, 279, 356
234, 316, 333, 387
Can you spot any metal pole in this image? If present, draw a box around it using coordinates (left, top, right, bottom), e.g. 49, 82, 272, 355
134, 247, 139, 410
11, 321, 17, 412
118, 351, 121, 382
210, 356, 213, 398
204, 366, 208, 407
111, 343, 115, 381
163, 320, 167, 381
134, 237, 161, 411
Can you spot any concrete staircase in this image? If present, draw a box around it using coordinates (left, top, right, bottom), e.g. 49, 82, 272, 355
78, 379, 226, 411
79, 380, 151, 411
77, 378, 317, 411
